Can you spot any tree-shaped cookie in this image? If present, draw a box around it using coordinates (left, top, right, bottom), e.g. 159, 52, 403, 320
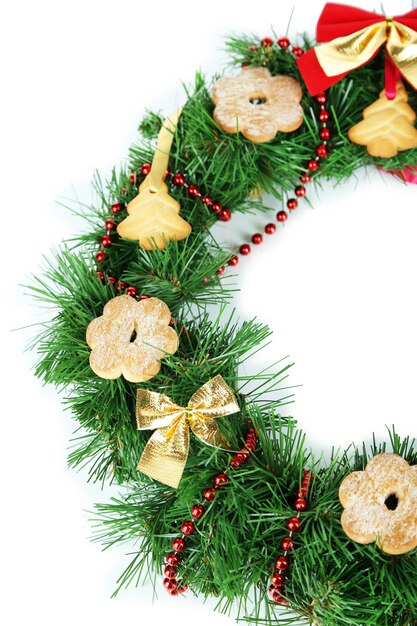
117, 108, 191, 250
348, 82, 417, 158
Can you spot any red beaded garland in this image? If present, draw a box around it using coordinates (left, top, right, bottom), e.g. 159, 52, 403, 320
308, 159, 319, 171
275, 556, 289, 571
187, 184, 200, 197
166, 553, 180, 567
218, 208, 232, 221
271, 573, 285, 587
204, 488, 216, 501
181, 521, 195, 536
320, 127, 331, 140
163, 578, 177, 591
261, 37, 273, 46
294, 185, 306, 197
110, 202, 124, 214
105, 219, 116, 231
239, 243, 251, 256
191, 504, 205, 519
292, 46, 304, 57
319, 109, 330, 122
214, 473, 229, 488
173, 173, 185, 186
265, 223, 276, 234
96, 270, 104, 281
251, 233, 263, 245
276, 210, 288, 222
141, 163, 151, 175
316, 144, 328, 158
287, 198, 298, 210
202, 195, 212, 206
96, 251, 106, 262
172, 537, 186, 552
316, 92, 327, 104
216, 265, 225, 276
294, 497, 307, 511
287, 516, 302, 532
281, 537, 294, 551
164, 565, 177, 579
100, 235, 112, 247
228, 255, 239, 266
126, 286, 138, 297
277, 36, 290, 48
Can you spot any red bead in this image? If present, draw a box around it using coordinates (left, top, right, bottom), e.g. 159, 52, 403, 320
294, 497, 307, 511
295, 185, 306, 198
316, 144, 328, 158
96, 251, 106, 262
173, 173, 185, 186
239, 243, 251, 256
271, 573, 285, 587
129, 173, 137, 184
105, 219, 116, 231
308, 159, 319, 171
96, 270, 104, 281
319, 109, 330, 122
164, 565, 177, 579
298, 487, 307, 498
320, 127, 331, 140
300, 174, 312, 184
181, 521, 195, 536
269, 587, 283, 602
216, 266, 225, 276
214, 473, 229, 488
248, 44, 258, 51
110, 202, 124, 214
287, 517, 301, 532
117, 281, 126, 291
127, 286, 138, 297
265, 223, 276, 234
316, 92, 327, 104
140, 294, 149, 300
276, 210, 288, 222
292, 46, 303, 57
251, 233, 263, 245
202, 195, 212, 206
245, 440, 256, 451
163, 577, 177, 591
201, 276, 209, 284
275, 556, 289, 571
228, 255, 239, 266
211, 201, 222, 213
275, 596, 290, 606
107, 276, 117, 285
204, 488, 216, 501
141, 163, 151, 175
277, 37, 290, 48
287, 198, 298, 210
191, 504, 205, 520
261, 37, 273, 46
169, 588, 179, 596
100, 235, 112, 247
281, 536, 294, 551
166, 552, 180, 567
177, 584, 188, 593
187, 184, 200, 197
172, 537, 186, 552
218, 208, 232, 221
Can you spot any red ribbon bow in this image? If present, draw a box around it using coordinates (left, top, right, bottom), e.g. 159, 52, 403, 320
297, 3, 417, 96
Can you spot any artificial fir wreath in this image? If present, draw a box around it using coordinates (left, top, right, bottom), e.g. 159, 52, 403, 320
29, 3, 417, 625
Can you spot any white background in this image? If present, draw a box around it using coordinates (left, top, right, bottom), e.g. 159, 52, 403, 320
1, 1, 417, 624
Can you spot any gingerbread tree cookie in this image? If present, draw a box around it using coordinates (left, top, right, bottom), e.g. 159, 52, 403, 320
348, 82, 417, 158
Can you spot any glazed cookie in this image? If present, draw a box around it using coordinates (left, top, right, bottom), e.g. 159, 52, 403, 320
339, 452, 417, 555
86, 295, 178, 383
348, 81, 417, 158
212, 66, 303, 142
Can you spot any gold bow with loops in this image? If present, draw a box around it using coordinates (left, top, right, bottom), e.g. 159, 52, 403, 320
315, 18, 417, 89
136, 375, 239, 488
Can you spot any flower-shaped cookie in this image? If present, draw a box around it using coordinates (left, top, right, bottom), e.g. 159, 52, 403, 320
339, 453, 417, 555
212, 66, 303, 143
86, 295, 178, 383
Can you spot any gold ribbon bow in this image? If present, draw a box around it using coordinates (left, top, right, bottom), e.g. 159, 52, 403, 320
316, 19, 417, 90
136, 375, 239, 488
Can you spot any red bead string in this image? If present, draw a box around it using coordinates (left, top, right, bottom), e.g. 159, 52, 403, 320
162, 423, 258, 596
268, 469, 313, 605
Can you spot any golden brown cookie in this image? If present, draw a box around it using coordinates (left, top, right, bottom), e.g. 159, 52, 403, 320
212, 66, 304, 142
117, 178, 191, 250
348, 81, 417, 158
86, 295, 178, 383
339, 452, 417, 555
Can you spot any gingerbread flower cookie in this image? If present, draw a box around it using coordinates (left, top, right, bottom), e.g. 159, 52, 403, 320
339, 453, 417, 555
211, 66, 303, 143
86, 295, 178, 383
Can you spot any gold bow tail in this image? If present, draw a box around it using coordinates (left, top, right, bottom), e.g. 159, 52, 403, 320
136, 375, 240, 488
297, 3, 417, 97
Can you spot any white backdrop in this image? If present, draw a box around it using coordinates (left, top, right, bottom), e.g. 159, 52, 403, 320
1, 1, 416, 625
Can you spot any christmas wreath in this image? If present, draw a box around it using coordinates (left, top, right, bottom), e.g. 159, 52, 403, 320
29, 3, 417, 625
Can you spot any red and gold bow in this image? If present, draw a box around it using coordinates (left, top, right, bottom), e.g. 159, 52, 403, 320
297, 3, 417, 96
136, 375, 239, 488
